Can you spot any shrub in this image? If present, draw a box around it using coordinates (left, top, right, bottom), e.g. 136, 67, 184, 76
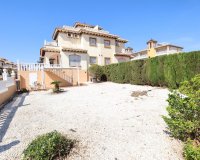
101, 51, 200, 88
88, 64, 103, 81
184, 140, 200, 160
163, 74, 200, 159
51, 81, 61, 92
20, 88, 29, 93
18, 88, 29, 94
163, 74, 200, 141
23, 131, 75, 160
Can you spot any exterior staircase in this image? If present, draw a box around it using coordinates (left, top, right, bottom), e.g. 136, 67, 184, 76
17, 63, 75, 88
45, 68, 73, 85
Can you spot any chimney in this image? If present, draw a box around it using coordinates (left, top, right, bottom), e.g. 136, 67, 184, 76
147, 39, 157, 49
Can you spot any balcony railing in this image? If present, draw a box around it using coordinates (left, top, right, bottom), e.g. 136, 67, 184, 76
18, 63, 63, 71
18, 63, 79, 71
19, 63, 45, 71
132, 55, 148, 60
156, 50, 179, 56
44, 41, 58, 47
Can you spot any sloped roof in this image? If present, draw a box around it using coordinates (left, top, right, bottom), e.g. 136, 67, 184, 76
40, 47, 60, 56
62, 47, 87, 54
114, 53, 132, 58
52, 25, 128, 43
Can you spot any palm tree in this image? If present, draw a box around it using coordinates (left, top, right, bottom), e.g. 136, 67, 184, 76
51, 81, 61, 92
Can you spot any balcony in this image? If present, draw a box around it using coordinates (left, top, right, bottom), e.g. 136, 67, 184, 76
18, 63, 63, 71
132, 55, 148, 60
44, 41, 58, 47
156, 50, 179, 56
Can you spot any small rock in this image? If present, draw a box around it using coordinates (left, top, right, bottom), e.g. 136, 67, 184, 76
69, 129, 76, 132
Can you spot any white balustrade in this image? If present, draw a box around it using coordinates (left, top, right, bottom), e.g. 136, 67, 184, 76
132, 55, 148, 60
18, 63, 82, 71
156, 50, 178, 56
19, 63, 58, 71
45, 41, 58, 46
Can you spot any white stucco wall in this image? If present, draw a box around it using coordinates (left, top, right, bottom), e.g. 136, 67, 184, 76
60, 51, 88, 70
80, 34, 116, 65
45, 31, 129, 69
115, 42, 125, 54
114, 56, 130, 63
58, 33, 81, 48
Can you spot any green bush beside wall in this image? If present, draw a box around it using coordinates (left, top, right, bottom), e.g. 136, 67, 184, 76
101, 51, 200, 88
163, 74, 200, 159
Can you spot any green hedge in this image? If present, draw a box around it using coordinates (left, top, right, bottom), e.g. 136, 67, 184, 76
102, 51, 200, 88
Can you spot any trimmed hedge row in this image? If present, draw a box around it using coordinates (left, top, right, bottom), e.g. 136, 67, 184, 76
102, 51, 200, 88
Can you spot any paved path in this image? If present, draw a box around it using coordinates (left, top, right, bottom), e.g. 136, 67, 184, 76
0, 82, 183, 160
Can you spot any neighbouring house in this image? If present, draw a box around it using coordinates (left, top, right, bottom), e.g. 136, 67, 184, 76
0, 58, 17, 106
18, 22, 133, 89
132, 39, 183, 60
0, 58, 17, 70
0, 58, 17, 80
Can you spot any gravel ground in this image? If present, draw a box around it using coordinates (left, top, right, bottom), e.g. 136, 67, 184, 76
0, 82, 183, 160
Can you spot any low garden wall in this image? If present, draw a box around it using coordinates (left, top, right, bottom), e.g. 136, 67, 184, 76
102, 51, 200, 88
19, 69, 88, 90
0, 77, 16, 107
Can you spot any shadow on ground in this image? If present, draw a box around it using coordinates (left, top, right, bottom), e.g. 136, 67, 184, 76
0, 140, 20, 153
0, 93, 28, 152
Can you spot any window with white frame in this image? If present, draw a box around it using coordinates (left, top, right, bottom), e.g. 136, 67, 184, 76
89, 37, 97, 46
105, 57, 111, 65
104, 40, 111, 48
90, 56, 97, 64
69, 55, 81, 67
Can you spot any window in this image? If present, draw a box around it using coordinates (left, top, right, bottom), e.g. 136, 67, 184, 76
105, 57, 111, 65
49, 58, 55, 65
69, 55, 81, 67
115, 41, 120, 47
74, 34, 79, 38
89, 37, 97, 46
104, 40, 111, 48
90, 57, 97, 64
67, 33, 72, 37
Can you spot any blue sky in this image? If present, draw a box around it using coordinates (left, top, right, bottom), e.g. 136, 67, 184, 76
0, 0, 200, 62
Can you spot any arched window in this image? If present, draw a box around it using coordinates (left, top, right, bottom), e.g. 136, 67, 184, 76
69, 55, 81, 67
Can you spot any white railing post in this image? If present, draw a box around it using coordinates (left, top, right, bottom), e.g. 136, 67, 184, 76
17, 60, 20, 71
11, 70, 15, 79
2, 69, 8, 81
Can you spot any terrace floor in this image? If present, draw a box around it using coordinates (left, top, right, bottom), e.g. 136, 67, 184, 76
0, 82, 183, 160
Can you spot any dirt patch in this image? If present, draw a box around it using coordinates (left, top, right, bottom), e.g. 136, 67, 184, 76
131, 91, 148, 97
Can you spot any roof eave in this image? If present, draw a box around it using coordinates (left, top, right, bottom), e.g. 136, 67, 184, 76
114, 54, 131, 57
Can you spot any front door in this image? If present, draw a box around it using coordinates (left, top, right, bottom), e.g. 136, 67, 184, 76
29, 73, 37, 87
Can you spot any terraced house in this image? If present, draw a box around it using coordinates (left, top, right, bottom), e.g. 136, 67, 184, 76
40, 22, 132, 68
132, 39, 183, 60
18, 22, 132, 89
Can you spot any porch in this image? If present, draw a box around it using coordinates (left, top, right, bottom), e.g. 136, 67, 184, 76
17, 63, 88, 90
